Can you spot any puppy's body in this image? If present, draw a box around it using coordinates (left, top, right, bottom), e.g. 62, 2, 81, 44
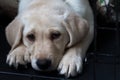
6, 0, 94, 77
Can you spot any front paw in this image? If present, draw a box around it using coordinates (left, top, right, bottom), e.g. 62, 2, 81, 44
6, 47, 30, 68
58, 52, 83, 77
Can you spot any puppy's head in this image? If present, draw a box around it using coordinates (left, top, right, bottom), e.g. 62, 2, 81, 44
10, 11, 89, 71
21, 13, 70, 71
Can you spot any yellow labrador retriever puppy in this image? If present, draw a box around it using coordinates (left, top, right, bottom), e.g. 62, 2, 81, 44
6, 0, 94, 77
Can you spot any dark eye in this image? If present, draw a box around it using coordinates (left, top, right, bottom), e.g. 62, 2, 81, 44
50, 31, 61, 40
27, 34, 35, 42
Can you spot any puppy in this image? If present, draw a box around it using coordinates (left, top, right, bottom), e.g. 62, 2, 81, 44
6, 0, 94, 77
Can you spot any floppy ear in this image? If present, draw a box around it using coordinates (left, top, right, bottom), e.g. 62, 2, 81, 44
64, 13, 89, 48
5, 16, 24, 51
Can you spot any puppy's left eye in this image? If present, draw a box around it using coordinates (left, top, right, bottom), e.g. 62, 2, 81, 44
27, 34, 35, 42
50, 31, 61, 40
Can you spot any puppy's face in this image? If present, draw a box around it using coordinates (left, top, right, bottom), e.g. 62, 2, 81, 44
22, 14, 69, 71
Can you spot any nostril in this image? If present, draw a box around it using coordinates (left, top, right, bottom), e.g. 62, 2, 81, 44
36, 59, 51, 70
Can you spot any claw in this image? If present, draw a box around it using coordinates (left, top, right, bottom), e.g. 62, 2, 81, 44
58, 53, 83, 78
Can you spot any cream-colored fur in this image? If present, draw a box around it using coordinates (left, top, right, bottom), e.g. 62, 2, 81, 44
6, 0, 94, 77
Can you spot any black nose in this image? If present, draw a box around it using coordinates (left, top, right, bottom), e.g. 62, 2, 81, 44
36, 59, 51, 70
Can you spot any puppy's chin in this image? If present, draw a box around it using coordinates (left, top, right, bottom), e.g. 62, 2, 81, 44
31, 58, 56, 71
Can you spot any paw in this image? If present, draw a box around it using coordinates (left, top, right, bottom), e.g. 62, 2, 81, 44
58, 52, 83, 77
6, 47, 30, 68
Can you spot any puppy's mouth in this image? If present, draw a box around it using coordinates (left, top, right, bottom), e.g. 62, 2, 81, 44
31, 58, 55, 71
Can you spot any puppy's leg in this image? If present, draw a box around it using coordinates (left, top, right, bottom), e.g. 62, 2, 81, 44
6, 44, 31, 68
58, 34, 93, 77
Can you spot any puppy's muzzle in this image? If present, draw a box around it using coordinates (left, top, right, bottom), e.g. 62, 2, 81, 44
36, 59, 51, 70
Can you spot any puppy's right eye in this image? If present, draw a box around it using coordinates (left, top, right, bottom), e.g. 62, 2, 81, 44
27, 34, 35, 42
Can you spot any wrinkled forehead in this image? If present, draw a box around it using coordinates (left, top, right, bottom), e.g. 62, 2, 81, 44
23, 11, 65, 24
21, 13, 65, 35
